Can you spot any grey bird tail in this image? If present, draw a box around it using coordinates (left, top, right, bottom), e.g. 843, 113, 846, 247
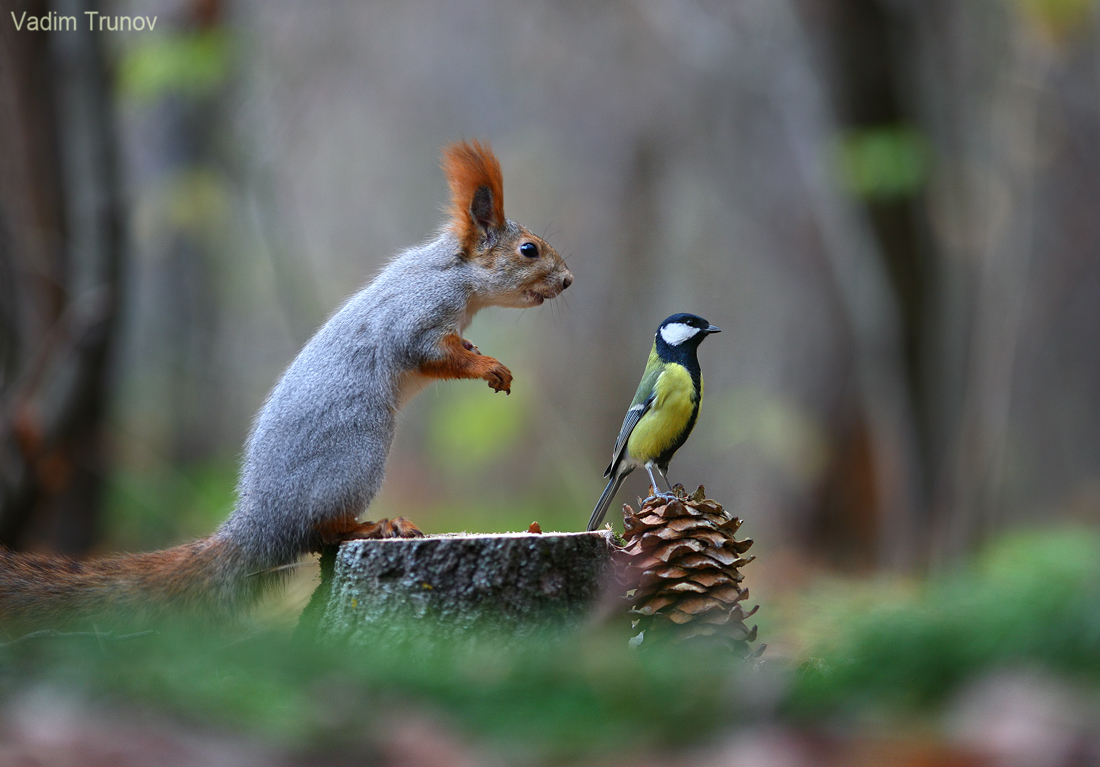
587, 472, 629, 531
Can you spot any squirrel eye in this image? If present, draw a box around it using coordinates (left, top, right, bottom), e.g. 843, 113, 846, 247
519, 242, 539, 259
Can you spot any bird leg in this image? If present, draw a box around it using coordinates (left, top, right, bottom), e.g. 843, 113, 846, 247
645, 464, 677, 501
656, 466, 675, 493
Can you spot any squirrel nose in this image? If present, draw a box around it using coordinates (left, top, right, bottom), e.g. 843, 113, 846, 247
561, 272, 573, 291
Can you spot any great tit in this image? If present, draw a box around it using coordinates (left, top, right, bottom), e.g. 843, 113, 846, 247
587, 313, 720, 531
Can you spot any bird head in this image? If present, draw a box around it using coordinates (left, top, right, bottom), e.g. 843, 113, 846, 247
655, 313, 721, 350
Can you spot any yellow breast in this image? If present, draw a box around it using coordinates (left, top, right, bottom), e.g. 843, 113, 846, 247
626, 365, 697, 462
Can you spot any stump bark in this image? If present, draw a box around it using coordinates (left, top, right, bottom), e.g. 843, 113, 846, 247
304, 531, 616, 647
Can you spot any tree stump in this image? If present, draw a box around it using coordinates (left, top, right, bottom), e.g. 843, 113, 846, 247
303, 531, 617, 648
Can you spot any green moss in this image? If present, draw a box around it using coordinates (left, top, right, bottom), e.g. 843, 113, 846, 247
788, 528, 1100, 717
0, 622, 755, 759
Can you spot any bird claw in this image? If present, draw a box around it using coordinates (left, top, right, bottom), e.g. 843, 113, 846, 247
646, 486, 679, 502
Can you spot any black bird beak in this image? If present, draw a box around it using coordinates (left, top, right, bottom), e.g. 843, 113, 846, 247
705, 325, 721, 334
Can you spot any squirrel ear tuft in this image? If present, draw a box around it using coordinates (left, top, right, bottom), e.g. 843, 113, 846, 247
442, 140, 504, 254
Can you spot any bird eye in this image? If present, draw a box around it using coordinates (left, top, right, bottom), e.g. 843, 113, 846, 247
520, 242, 539, 259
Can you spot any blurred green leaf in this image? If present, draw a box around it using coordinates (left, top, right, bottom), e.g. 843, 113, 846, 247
427, 382, 529, 472
102, 458, 237, 549
118, 30, 230, 102
788, 528, 1100, 715
399, 494, 582, 536
833, 125, 931, 201
1016, 0, 1094, 40
164, 167, 231, 232
704, 388, 828, 486
0, 620, 757, 759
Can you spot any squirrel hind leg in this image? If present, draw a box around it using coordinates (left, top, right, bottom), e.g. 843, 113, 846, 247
316, 516, 424, 549
347, 517, 424, 540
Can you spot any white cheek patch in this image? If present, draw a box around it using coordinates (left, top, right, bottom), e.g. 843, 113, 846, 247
659, 323, 700, 346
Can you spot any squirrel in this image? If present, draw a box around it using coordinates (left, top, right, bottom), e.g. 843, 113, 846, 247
0, 140, 573, 634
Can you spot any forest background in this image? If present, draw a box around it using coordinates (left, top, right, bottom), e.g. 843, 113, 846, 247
3, 0, 1100, 764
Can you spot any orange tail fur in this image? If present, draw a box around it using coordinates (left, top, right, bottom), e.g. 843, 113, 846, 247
0, 537, 265, 634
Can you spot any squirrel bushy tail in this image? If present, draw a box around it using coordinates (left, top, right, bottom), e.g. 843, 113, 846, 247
0, 536, 260, 631
0, 140, 572, 634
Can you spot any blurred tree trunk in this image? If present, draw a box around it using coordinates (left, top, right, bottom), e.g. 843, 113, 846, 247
151, 0, 232, 464
939, 21, 1050, 559
808, 0, 1090, 563
797, 0, 931, 568
770, 0, 925, 569
0, 0, 124, 554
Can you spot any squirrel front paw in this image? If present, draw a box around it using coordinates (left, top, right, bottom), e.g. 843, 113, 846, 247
485, 360, 512, 394
418, 334, 512, 393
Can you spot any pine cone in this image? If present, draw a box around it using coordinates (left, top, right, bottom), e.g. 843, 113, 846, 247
616, 486, 763, 657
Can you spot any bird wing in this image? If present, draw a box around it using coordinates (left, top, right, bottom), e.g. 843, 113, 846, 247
604, 364, 663, 477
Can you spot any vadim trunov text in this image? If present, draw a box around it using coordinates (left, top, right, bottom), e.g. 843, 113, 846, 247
10, 11, 158, 32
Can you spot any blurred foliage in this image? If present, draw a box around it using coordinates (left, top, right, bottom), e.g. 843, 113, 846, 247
101, 459, 238, 551
118, 30, 230, 102
99, 457, 584, 551
789, 527, 1100, 715
702, 388, 829, 487
373, 489, 589, 538
6, 526, 1100, 759
1016, 0, 1095, 40
427, 381, 531, 474
0, 622, 755, 760
161, 167, 231, 234
833, 125, 931, 201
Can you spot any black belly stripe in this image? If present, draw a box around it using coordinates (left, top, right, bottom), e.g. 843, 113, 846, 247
655, 396, 700, 470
